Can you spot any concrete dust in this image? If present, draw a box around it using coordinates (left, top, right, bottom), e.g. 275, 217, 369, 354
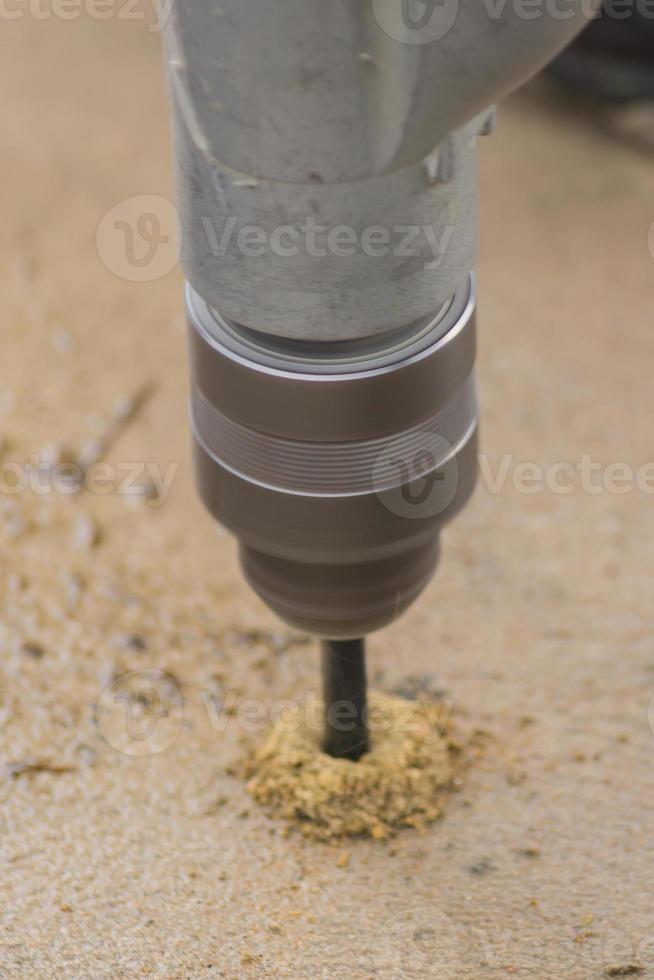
246, 694, 458, 840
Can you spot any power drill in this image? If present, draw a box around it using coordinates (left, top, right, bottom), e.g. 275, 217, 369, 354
163, 1, 597, 759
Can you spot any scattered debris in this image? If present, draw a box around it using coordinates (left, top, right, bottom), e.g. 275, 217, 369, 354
116, 633, 147, 653
21, 642, 44, 660
389, 673, 448, 701
64, 573, 84, 611
518, 846, 541, 859
37, 441, 78, 470
5, 760, 76, 779
468, 858, 495, 876
72, 513, 100, 550
221, 628, 311, 655
76, 382, 156, 474
240, 952, 261, 967
23, 384, 157, 504
122, 476, 161, 507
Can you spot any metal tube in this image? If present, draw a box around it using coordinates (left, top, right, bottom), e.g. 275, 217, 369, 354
321, 638, 369, 761
165, 0, 597, 341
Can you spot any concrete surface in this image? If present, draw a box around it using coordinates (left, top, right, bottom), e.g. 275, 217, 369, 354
0, 12, 653, 979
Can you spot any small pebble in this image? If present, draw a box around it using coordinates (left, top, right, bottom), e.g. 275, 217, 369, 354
116, 633, 147, 652
468, 858, 495, 876
21, 642, 44, 660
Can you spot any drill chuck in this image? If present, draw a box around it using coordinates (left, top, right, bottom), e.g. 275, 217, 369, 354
188, 275, 478, 638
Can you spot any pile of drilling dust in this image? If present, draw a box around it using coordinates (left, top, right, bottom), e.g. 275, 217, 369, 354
246, 694, 458, 840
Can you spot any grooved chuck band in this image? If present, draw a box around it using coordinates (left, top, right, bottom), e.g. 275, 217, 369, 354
187, 275, 479, 638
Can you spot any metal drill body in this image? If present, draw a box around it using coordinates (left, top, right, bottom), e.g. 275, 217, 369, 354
164, 1, 597, 669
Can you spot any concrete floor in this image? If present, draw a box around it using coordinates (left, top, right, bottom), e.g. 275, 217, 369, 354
0, 12, 653, 979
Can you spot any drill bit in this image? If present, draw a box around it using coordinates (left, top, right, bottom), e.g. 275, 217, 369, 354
321, 638, 369, 761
